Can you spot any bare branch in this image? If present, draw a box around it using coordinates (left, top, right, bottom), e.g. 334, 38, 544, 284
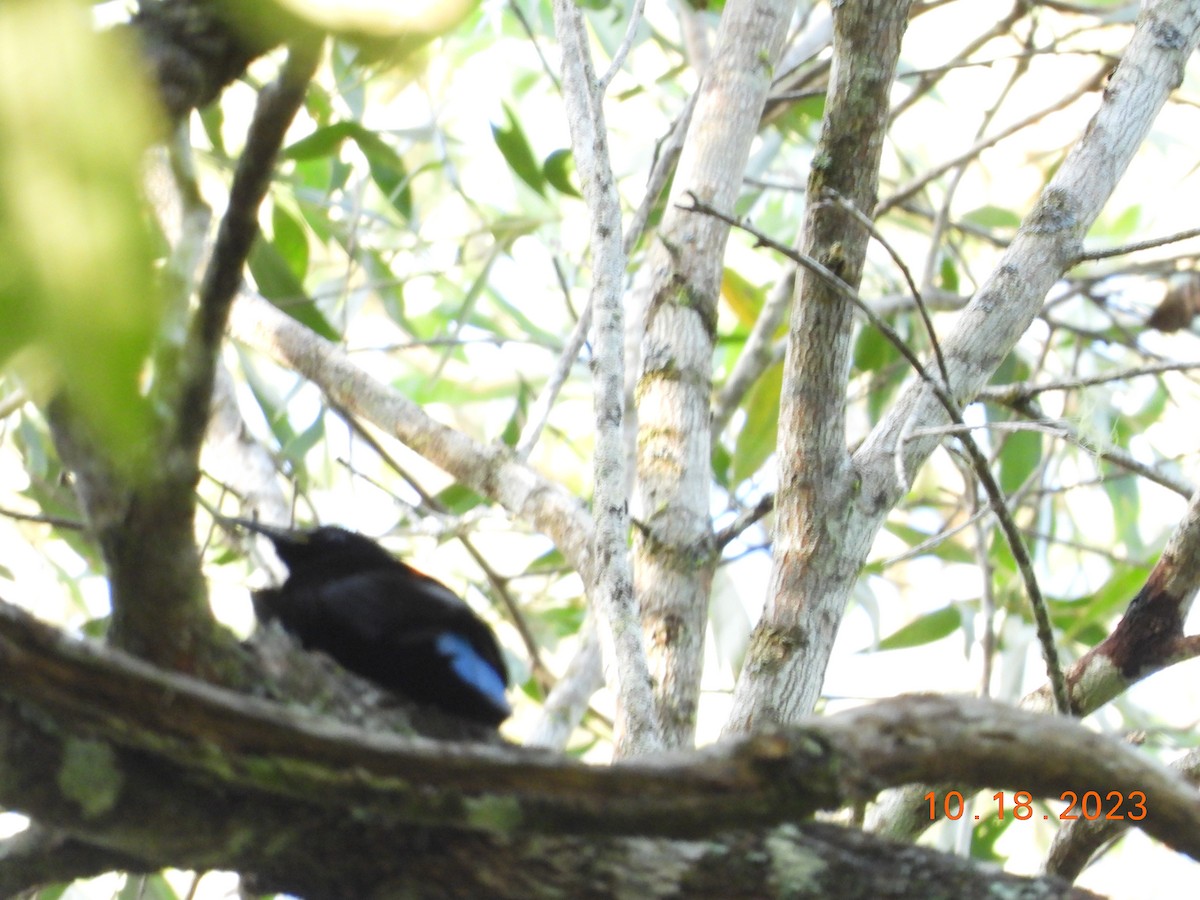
1076, 224, 1200, 261
851, 0, 1200, 712
527, 619, 605, 750
177, 39, 322, 458
687, 190, 1070, 715
633, 0, 794, 749
1002, 398, 1194, 498
877, 62, 1108, 218
227, 291, 599, 596
2, 607, 1198, 874
978, 360, 1200, 403
554, 0, 660, 756
715, 493, 776, 550
817, 189, 949, 387
1046, 742, 1200, 881
597, 0, 647, 93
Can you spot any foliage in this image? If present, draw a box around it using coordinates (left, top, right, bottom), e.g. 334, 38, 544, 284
0, 0, 162, 459
3, 0, 1200, 896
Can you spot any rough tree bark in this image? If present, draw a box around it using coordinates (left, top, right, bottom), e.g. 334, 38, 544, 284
726, 0, 912, 733
3, 1, 1200, 897
633, 0, 794, 749
727, 0, 1200, 730
9, 599, 1194, 897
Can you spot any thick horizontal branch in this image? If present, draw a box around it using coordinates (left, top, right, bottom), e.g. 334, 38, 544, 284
3, 600, 1199, 868
227, 291, 597, 584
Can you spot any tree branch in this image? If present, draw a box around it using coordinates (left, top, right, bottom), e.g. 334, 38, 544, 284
554, 0, 660, 756
726, 0, 914, 731
227, 291, 599, 605
2, 598, 1197, 897
633, 0, 793, 749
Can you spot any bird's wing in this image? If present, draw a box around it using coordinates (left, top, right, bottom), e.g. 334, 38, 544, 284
387, 563, 509, 680
432, 631, 510, 715
298, 568, 508, 683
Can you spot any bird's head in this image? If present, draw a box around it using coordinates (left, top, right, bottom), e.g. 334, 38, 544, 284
229, 520, 399, 577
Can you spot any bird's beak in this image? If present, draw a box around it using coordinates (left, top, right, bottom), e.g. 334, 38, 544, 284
221, 516, 308, 548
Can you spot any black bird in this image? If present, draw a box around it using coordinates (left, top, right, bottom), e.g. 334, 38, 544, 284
240, 522, 510, 727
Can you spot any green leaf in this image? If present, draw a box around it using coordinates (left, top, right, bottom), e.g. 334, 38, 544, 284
0, 1, 164, 463
854, 324, 904, 423
1053, 566, 1150, 641
116, 874, 179, 900
990, 349, 1032, 387
853, 323, 898, 374
773, 93, 826, 138
492, 104, 546, 196
281, 413, 326, 468
1125, 376, 1168, 431
721, 269, 767, 330
970, 813, 1014, 863
962, 205, 1021, 230
239, 354, 299, 453
938, 254, 959, 293
730, 362, 782, 486
500, 382, 531, 448
998, 429, 1041, 494
282, 121, 358, 160
542, 148, 581, 198
529, 596, 587, 641
1103, 474, 1142, 555
711, 441, 732, 490
355, 129, 414, 219
283, 122, 414, 219
271, 203, 309, 280
248, 238, 305, 303
882, 521, 975, 564
1092, 203, 1141, 243
247, 239, 339, 341
435, 483, 486, 515
868, 605, 962, 651
198, 102, 227, 157
401, 374, 516, 405
525, 547, 567, 574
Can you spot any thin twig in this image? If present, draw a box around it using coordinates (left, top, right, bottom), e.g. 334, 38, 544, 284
714, 493, 776, 549
555, 0, 661, 754
682, 193, 1073, 714
877, 61, 1107, 218
0, 506, 85, 531
597, 0, 647, 93
817, 189, 949, 388
888, 0, 1030, 122
507, 0, 561, 91
1006, 398, 1194, 498
979, 360, 1200, 403
1076, 225, 1200, 262
177, 39, 322, 456
517, 6, 679, 465
516, 304, 592, 461
918, 30, 1030, 293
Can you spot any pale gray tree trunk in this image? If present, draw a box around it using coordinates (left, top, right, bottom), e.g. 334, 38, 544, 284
726, 0, 1200, 730
633, 0, 796, 748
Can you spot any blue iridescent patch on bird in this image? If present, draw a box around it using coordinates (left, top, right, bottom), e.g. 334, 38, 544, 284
435, 632, 511, 715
